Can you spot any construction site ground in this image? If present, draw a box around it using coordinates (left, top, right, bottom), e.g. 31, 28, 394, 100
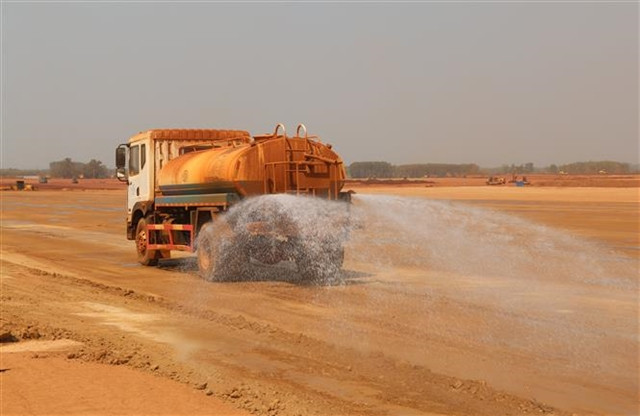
1, 182, 638, 416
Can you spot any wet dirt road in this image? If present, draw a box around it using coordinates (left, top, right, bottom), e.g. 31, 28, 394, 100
1, 188, 638, 416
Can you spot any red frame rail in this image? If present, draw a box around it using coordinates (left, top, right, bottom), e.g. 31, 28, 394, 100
146, 223, 194, 252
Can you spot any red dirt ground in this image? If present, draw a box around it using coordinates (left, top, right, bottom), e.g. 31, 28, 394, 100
1, 183, 638, 416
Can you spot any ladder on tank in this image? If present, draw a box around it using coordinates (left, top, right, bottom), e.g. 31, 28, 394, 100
263, 124, 341, 199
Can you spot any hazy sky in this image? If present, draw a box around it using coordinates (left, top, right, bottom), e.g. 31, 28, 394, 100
2, 2, 638, 169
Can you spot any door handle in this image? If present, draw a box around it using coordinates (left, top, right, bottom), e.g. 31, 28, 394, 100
136, 187, 140, 196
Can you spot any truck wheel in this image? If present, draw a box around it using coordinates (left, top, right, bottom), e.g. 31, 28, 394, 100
297, 244, 343, 283
216, 238, 250, 281
330, 245, 345, 269
197, 222, 250, 281
197, 223, 218, 279
136, 216, 159, 266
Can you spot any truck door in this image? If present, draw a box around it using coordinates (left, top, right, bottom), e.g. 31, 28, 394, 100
127, 141, 152, 217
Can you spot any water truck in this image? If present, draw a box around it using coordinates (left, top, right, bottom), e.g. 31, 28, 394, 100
115, 124, 351, 281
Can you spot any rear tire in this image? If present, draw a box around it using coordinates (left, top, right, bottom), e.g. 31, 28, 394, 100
136, 216, 159, 266
197, 224, 216, 279
297, 243, 344, 283
197, 221, 249, 281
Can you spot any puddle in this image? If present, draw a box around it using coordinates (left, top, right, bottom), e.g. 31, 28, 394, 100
1, 339, 83, 353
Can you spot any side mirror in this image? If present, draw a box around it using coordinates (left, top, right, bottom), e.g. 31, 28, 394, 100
116, 167, 127, 182
115, 145, 128, 183
115, 145, 127, 169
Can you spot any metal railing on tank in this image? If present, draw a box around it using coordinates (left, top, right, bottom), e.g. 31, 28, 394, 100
262, 123, 341, 199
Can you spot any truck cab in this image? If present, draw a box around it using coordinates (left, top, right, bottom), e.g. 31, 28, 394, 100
117, 136, 153, 238
115, 129, 251, 241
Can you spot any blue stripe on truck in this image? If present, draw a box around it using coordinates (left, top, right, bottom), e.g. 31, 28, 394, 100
155, 193, 240, 207
159, 182, 238, 195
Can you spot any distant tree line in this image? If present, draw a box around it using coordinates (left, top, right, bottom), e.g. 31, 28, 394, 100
2, 159, 635, 180
348, 162, 395, 178
0, 168, 49, 177
49, 158, 110, 178
491, 161, 633, 174
553, 161, 631, 174
348, 161, 480, 178
348, 160, 636, 178
396, 163, 480, 178
494, 163, 536, 174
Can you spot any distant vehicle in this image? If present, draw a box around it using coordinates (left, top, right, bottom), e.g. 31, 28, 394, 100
10, 180, 35, 191
486, 176, 506, 185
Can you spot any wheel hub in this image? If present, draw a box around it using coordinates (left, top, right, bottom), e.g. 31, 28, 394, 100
137, 230, 147, 255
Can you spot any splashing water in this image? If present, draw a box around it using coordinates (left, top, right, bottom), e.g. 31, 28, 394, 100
344, 194, 638, 412
197, 194, 352, 284
348, 194, 637, 289
197, 193, 636, 289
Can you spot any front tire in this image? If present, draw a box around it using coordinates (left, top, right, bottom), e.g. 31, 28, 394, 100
136, 216, 159, 266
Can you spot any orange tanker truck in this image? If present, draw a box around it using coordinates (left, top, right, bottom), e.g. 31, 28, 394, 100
115, 123, 351, 281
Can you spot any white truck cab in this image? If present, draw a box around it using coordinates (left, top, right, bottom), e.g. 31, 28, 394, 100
117, 137, 153, 228
115, 129, 249, 242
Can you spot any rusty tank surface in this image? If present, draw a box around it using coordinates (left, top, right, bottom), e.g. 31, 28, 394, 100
157, 124, 346, 199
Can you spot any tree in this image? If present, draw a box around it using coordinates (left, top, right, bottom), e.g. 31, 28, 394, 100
83, 159, 108, 179
50, 158, 80, 178
49, 158, 108, 178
